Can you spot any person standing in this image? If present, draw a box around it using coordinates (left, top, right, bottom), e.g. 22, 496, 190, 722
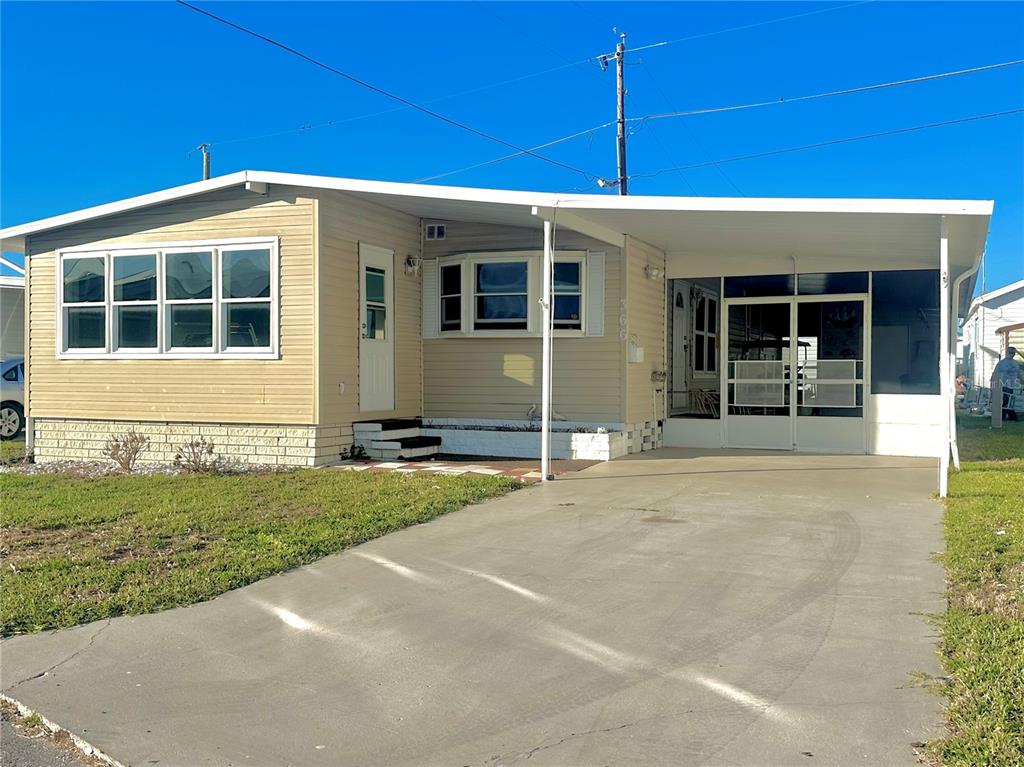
993, 346, 1021, 422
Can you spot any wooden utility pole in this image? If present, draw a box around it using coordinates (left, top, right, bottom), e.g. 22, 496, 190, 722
197, 143, 211, 180
615, 32, 628, 195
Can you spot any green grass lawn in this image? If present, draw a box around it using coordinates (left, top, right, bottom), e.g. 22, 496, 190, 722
931, 417, 1024, 766
0, 470, 521, 636
0, 436, 27, 464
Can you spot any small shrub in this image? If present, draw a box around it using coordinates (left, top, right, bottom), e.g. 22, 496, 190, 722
103, 430, 149, 473
174, 436, 221, 473
341, 443, 367, 461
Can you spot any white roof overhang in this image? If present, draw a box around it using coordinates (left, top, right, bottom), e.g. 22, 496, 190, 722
1, 170, 992, 291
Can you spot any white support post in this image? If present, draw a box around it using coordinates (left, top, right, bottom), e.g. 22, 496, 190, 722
541, 220, 553, 481
939, 217, 950, 498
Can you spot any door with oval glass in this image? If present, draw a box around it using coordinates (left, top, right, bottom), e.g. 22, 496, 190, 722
358, 244, 395, 412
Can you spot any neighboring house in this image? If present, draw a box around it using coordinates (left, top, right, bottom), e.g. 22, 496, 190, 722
0, 171, 992, 465
960, 279, 1024, 387
0, 263, 25, 360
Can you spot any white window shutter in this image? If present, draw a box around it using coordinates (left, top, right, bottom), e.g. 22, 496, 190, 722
421, 258, 439, 338
586, 251, 605, 337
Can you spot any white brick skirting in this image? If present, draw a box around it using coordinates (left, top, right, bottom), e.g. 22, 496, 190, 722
625, 419, 664, 454
31, 419, 351, 468
419, 426, 628, 461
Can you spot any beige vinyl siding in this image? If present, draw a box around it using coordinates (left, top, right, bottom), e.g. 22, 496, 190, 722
26, 186, 316, 423
316, 189, 421, 442
423, 222, 624, 422
624, 236, 667, 424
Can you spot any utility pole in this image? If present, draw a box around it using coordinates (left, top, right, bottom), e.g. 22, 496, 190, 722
615, 32, 628, 195
197, 143, 211, 180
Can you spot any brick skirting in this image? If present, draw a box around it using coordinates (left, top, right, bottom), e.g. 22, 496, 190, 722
31, 419, 350, 467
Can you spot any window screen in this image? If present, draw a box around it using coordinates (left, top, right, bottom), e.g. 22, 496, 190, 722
871, 270, 940, 394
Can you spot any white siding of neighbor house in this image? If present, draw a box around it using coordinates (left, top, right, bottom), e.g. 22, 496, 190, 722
1, 284, 25, 359
315, 189, 422, 447
624, 236, 667, 425
26, 186, 317, 423
422, 222, 625, 422
961, 286, 1024, 387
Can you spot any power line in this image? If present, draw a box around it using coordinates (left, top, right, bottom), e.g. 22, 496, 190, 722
209, 58, 599, 149
628, 108, 1024, 181
409, 57, 1024, 187
631, 59, 1024, 124
634, 61, 743, 195
174, 0, 602, 181
646, 1, 876, 51
414, 121, 615, 183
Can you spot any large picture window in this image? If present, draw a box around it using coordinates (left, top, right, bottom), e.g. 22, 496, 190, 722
475, 261, 529, 330
871, 269, 940, 394
58, 238, 278, 358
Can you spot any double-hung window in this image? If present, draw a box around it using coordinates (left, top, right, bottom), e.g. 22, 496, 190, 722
62, 256, 107, 350
58, 238, 278, 358
113, 252, 158, 350
440, 263, 462, 332
553, 259, 583, 330
165, 249, 214, 351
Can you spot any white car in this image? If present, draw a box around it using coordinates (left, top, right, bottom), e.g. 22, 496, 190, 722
1, 357, 25, 440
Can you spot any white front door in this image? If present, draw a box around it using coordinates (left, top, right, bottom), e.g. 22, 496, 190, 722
359, 244, 395, 412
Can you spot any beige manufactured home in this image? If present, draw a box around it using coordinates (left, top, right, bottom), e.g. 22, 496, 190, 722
0, 171, 992, 471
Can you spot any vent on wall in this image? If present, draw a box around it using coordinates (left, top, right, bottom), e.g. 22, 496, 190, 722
425, 224, 446, 240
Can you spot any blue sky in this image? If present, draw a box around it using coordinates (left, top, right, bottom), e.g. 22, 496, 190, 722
2, 1, 1022, 289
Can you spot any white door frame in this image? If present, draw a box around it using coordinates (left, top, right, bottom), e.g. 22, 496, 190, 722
359, 243, 396, 413
722, 292, 869, 451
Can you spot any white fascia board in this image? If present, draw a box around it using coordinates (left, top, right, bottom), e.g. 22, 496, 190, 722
550, 194, 995, 217
532, 206, 626, 248
251, 172, 995, 217
0, 275, 25, 289
0, 171, 252, 251
971, 278, 1024, 310
0, 167, 996, 254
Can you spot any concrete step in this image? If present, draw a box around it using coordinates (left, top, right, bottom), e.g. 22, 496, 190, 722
365, 445, 440, 460
367, 435, 442, 460
353, 418, 423, 432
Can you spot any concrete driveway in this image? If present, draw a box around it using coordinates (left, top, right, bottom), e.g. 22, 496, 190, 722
1, 450, 945, 766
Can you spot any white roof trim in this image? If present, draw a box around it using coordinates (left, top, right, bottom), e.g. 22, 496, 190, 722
966, 278, 1024, 317
1, 170, 995, 253
0, 275, 24, 289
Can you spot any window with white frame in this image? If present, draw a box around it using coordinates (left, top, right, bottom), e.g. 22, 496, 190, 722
693, 288, 718, 375
474, 260, 529, 330
439, 262, 462, 332
58, 238, 278, 357
553, 259, 583, 330
431, 251, 591, 336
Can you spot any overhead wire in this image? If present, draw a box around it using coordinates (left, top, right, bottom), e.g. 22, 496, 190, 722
634, 60, 744, 194
416, 58, 1024, 184
208, 58, 603, 149
174, 0, 602, 181
630, 58, 1024, 124
627, 108, 1024, 181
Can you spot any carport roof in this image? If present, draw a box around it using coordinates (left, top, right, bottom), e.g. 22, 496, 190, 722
1, 169, 993, 275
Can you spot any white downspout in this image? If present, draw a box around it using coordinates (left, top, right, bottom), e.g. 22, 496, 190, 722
541, 219, 553, 481
938, 217, 951, 498
949, 249, 983, 473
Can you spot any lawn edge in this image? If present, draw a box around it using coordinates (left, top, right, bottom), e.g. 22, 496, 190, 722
1, 693, 126, 767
